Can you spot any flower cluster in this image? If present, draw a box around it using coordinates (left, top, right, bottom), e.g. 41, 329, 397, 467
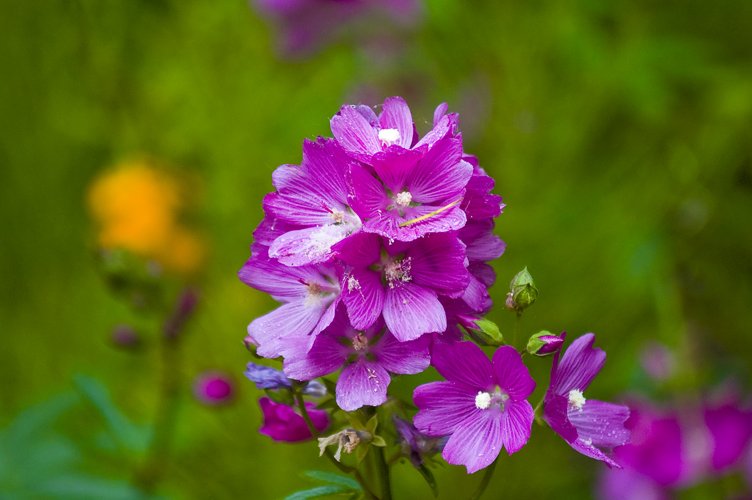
240, 97, 504, 412
239, 98, 630, 478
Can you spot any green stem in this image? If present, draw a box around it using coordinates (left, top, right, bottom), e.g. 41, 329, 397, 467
293, 391, 377, 500
512, 312, 522, 348
469, 458, 498, 500
374, 446, 392, 500
133, 334, 181, 493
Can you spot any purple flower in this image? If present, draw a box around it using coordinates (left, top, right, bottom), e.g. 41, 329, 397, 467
346, 138, 472, 242
331, 97, 455, 164
283, 310, 430, 411
194, 372, 235, 406
258, 397, 329, 442
703, 400, 752, 472
263, 138, 362, 266
413, 342, 536, 473
239, 250, 340, 358
543, 333, 630, 467
335, 231, 470, 341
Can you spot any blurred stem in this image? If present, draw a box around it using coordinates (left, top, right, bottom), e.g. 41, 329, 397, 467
374, 446, 392, 500
132, 332, 181, 493
469, 458, 498, 500
513, 312, 522, 348
293, 391, 377, 500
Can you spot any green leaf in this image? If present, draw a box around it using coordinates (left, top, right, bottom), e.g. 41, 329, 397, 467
73, 374, 147, 454
285, 485, 350, 500
302, 471, 360, 490
371, 435, 386, 447
417, 464, 439, 498
365, 414, 378, 434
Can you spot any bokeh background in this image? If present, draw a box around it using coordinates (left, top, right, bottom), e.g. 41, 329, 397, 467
2, 0, 751, 498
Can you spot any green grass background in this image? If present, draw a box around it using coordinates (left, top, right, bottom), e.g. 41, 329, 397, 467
1, 0, 751, 498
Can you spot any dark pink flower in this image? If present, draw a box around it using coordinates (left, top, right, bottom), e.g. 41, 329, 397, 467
258, 397, 329, 442
413, 342, 535, 473
194, 372, 235, 406
543, 333, 630, 467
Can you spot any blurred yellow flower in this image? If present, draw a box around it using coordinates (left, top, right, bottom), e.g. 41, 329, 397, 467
87, 159, 205, 276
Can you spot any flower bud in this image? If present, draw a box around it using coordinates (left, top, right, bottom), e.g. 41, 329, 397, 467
110, 324, 142, 350
508, 267, 538, 312
194, 372, 234, 406
526, 330, 564, 356
465, 318, 504, 346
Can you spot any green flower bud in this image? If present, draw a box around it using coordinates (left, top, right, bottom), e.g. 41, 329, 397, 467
466, 318, 505, 346
526, 330, 564, 356
508, 267, 538, 312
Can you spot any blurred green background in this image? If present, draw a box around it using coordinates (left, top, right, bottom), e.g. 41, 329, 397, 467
1, 0, 751, 498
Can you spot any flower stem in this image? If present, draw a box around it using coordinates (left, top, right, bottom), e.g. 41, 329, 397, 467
374, 446, 392, 500
469, 458, 498, 500
293, 391, 377, 499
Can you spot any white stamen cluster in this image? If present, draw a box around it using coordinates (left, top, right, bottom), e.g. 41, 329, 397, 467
475, 391, 492, 410
331, 210, 345, 224
378, 128, 401, 145
394, 191, 413, 208
347, 275, 361, 292
352, 333, 369, 352
568, 389, 587, 411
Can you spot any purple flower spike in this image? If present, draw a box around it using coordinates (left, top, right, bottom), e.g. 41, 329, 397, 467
194, 372, 235, 406
284, 309, 430, 411
413, 342, 536, 473
258, 397, 329, 442
244, 362, 292, 390
543, 333, 630, 467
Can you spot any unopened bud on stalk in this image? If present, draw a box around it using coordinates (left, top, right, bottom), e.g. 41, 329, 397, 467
465, 317, 505, 346
507, 267, 538, 313
526, 330, 565, 356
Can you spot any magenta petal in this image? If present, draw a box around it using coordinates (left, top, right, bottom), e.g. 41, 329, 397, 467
543, 393, 578, 443
247, 301, 324, 358
258, 397, 329, 442
553, 333, 606, 394
372, 147, 422, 193
372, 202, 467, 242
375, 332, 430, 375
465, 231, 506, 262
413, 381, 479, 436
332, 231, 381, 266
409, 232, 470, 295
347, 163, 388, 219
569, 400, 631, 450
492, 346, 536, 401
341, 268, 385, 330
379, 96, 413, 149
302, 138, 350, 204
336, 360, 390, 411
461, 274, 492, 312
442, 411, 502, 474
432, 341, 494, 389
704, 402, 752, 471
331, 105, 381, 159
500, 400, 534, 455
383, 283, 446, 341
408, 138, 471, 203
415, 113, 456, 149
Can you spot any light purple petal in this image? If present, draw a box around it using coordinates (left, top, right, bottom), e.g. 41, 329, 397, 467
413, 381, 478, 436
331, 105, 381, 159
492, 346, 536, 401
366, 202, 467, 242
283, 333, 346, 381
375, 332, 430, 375
383, 283, 446, 341
500, 400, 534, 454
431, 340, 494, 389
408, 138, 471, 204
336, 360, 390, 411
569, 400, 631, 449
302, 138, 350, 204
442, 411, 502, 474
238, 256, 308, 299
379, 96, 413, 149
247, 301, 324, 358
432, 102, 448, 127
553, 333, 606, 394
415, 113, 457, 149
465, 230, 506, 262
571, 438, 622, 468
341, 268, 385, 330
461, 274, 492, 312
269, 224, 355, 266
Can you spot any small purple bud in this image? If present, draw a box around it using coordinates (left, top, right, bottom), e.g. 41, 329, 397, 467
526, 330, 564, 356
302, 380, 327, 398
111, 324, 142, 350
194, 372, 234, 406
259, 397, 329, 442
244, 362, 291, 390
243, 335, 257, 352
164, 288, 200, 339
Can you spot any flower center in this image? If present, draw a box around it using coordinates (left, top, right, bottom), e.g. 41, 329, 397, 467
378, 128, 401, 145
475, 389, 510, 410
347, 275, 361, 292
352, 332, 369, 352
384, 257, 412, 288
568, 389, 587, 411
394, 191, 413, 208
331, 210, 345, 224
